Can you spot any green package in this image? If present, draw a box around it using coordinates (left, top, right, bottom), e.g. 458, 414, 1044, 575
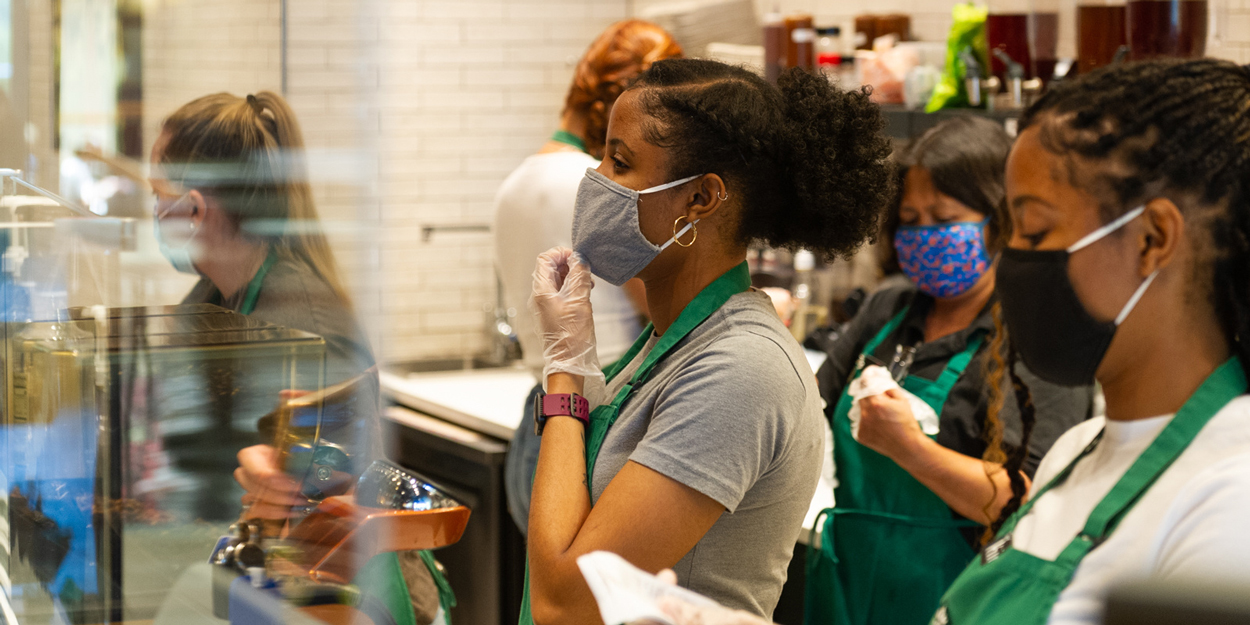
926, 3, 990, 112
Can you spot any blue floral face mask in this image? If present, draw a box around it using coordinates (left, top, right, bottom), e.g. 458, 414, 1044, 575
893, 220, 990, 298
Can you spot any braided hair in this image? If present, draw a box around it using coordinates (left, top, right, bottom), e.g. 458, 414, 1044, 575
627, 60, 896, 260
986, 58, 1250, 531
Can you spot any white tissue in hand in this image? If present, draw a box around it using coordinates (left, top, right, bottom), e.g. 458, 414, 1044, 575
847, 365, 940, 440
577, 551, 718, 625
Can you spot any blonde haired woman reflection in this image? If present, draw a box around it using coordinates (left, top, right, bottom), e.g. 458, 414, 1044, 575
149, 91, 446, 625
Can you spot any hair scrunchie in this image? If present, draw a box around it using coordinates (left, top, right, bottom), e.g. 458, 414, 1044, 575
245, 93, 264, 114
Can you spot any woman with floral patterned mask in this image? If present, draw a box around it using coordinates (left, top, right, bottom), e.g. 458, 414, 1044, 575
807, 115, 1095, 625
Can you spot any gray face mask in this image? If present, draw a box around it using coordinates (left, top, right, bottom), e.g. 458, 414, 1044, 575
571, 168, 701, 286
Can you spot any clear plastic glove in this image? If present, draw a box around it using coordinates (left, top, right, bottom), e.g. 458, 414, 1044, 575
530, 247, 605, 390
649, 570, 774, 625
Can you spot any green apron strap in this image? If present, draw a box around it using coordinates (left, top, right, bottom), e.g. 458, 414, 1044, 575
353, 552, 418, 625
993, 429, 1106, 538
521, 262, 752, 625
857, 307, 911, 370
419, 550, 457, 623
550, 129, 588, 154
603, 326, 654, 383
935, 359, 1247, 625
934, 333, 986, 388
584, 262, 751, 480
239, 249, 277, 316
852, 302, 987, 419
1051, 358, 1247, 566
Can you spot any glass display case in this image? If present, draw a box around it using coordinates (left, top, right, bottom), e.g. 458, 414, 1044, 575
0, 162, 470, 623
5, 303, 328, 623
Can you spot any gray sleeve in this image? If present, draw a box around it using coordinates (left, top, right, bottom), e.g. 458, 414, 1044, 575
628, 331, 807, 512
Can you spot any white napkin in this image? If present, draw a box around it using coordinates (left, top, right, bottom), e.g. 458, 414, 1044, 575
577, 551, 719, 625
847, 365, 940, 440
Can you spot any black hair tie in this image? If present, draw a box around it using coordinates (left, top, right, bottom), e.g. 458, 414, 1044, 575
245, 93, 264, 114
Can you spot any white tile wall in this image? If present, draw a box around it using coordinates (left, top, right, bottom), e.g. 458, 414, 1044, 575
139, 0, 1250, 365
370, 0, 1250, 364
365, 0, 629, 363
282, 0, 386, 360
24, 0, 57, 188
141, 0, 283, 157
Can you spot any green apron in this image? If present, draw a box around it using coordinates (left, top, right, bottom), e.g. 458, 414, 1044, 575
517, 262, 752, 625
932, 358, 1247, 625
238, 249, 277, 315
240, 251, 456, 624
806, 307, 985, 625
354, 550, 456, 625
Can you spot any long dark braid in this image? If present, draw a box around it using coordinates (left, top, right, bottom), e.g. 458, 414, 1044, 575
991, 345, 1038, 535
987, 58, 1250, 531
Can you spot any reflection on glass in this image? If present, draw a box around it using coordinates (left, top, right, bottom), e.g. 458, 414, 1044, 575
1128, 0, 1209, 59
355, 460, 459, 513
208, 460, 469, 618
7, 302, 326, 621
1078, 2, 1128, 74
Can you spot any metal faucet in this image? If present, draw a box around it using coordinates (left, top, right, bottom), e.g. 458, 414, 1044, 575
484, 271, 521, 366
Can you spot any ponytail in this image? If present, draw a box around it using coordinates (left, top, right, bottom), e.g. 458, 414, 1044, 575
996, 344, 1038, 534
249, 91, 346, 304
982, 302, 1038, 539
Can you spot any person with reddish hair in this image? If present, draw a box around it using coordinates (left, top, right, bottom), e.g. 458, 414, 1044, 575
495, 20, 682, 538
562, 20, 685, 160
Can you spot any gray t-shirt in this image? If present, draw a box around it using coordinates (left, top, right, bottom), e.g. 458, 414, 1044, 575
592, 290, 824, 618
182, 255, 381, 466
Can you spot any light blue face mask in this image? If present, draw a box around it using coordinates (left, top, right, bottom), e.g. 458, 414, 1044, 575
571, 168, 702, 286
154, 195, 200, 275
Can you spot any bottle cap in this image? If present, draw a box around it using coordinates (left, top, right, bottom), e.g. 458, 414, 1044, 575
794, 250, 816, 271
817, 53, 842, 66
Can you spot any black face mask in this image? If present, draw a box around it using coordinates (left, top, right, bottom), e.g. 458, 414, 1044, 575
995, 206, 1158, 387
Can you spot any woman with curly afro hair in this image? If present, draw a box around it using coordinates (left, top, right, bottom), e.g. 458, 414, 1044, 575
518, 59, 894, 625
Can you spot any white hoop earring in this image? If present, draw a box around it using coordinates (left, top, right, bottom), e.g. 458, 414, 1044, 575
718, 191, 729, 201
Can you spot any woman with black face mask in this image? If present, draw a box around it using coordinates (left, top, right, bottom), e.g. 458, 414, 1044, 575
518, 59, 895, 625
931, 58, 1250, 625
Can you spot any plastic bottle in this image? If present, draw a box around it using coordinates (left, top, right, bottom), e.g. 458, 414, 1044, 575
786, 14, 816, 71
763, 7, 785, 84
816, 27, 841, 70
790, 250, 816, 341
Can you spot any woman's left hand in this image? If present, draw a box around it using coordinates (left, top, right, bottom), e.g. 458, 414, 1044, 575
856, 389, 926, 461
530, 247, 603, 385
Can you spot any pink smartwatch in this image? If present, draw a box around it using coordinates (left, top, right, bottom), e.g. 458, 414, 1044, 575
533, 392, 590, 435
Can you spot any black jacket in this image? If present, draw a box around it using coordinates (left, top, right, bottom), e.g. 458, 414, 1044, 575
816, 284, 1095, 479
